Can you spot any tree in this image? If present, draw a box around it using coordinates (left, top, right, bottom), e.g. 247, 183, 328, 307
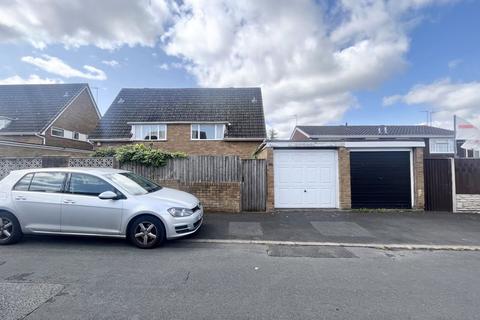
268, 128, 278, 140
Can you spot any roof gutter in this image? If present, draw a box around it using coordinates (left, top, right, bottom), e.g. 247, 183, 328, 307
223, 137, 265, 141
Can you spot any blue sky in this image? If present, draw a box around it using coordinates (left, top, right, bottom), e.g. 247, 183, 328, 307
0, 0, 479, 137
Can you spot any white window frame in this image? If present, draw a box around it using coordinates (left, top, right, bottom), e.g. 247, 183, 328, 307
429, 138, 455, 154
191, 124, 225, 141
131, 124, 167, 141
51, 127, 65, 138
50, 126, 88, 141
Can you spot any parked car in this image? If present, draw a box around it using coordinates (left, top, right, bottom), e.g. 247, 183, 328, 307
0, 168, 203, 249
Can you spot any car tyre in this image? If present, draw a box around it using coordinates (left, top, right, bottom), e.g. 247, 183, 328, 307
128, 216, 165, 249
0, 211, 23, 245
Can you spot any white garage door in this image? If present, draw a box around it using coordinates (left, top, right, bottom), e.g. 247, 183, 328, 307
274, 149, 338, 208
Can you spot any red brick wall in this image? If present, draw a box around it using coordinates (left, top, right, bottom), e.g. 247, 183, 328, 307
158, 180, 241, 213
97, 124, 262, 158
0, 145, 92, 157
45, 89, 100, 150
338, 147, 351, 209
0, 135, 43, 144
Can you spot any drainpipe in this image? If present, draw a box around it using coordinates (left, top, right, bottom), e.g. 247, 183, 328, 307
35, 133, 46, 145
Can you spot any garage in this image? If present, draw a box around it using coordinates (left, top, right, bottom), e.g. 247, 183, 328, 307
350, 151, 412, 209
274, 149, 338, 208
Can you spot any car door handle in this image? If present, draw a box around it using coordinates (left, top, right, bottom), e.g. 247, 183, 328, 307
63, 199, 76, 204
15, 196, 26, 200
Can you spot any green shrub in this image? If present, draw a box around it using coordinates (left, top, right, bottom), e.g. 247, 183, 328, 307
92, 147, 116, 157
92, 144, 187, 167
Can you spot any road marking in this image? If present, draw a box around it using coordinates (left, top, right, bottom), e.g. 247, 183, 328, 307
183, 238, 480, 251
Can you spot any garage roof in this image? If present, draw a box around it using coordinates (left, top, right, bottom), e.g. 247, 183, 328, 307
296, 125, 454, 138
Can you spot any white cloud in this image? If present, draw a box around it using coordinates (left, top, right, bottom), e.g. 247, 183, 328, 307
102, 59, 119, 67
448, 59, 462, 69
0, 0, 458, 136
0, 0, 173, 49
0, 74, 63, 85
22, 55, 107, 80
382, 94, 403, 106
383, 78, 480, 128
158, 63, 169, 70
162, 0, 454, 136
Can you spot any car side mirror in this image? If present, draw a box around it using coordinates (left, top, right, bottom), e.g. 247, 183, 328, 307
98, 191, 118, 200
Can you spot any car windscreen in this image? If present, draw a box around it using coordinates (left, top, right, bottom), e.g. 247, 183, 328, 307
105, 172, 162, 195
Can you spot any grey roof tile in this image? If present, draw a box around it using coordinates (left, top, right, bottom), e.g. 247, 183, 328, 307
0, 83, 88, 133
297, 125, 454, 137
90, 87, 266, 139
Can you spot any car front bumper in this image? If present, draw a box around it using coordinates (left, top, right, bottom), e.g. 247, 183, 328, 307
165, 207, 203, 239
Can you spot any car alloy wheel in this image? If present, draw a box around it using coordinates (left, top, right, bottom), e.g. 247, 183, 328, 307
0, 217, 13, 240
134, 221, 158, 246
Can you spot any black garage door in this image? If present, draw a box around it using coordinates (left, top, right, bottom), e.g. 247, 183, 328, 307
350, 151, 411, 209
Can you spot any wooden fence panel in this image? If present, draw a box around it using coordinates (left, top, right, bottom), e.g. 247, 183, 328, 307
455, 159, 480, 194
424, 158, 453, 212
119, 155, 242, 183
241, 159, 267, 211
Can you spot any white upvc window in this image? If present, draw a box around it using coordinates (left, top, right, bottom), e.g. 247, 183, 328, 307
474, 150, 480, 158
131, 124, 167, 141
51, 126, 88, 141
191, 124, 225, 140
429, 138, 455, 154
51, 127, 64, 138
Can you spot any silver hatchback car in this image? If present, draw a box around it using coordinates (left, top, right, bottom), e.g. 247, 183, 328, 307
0, 168, 203, 248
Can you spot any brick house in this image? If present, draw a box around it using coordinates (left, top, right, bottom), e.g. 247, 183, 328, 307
89, 87, 266, 158
0, 83, 100, 156
260, 125, 463, 212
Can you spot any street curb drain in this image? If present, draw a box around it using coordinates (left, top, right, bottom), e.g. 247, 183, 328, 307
184, 239, 480, 251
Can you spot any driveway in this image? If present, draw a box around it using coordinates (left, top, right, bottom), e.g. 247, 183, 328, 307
190, 210, 480, 247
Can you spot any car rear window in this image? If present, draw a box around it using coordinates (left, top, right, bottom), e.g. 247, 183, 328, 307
13, 173, 34, 191
28, 172, 66, 193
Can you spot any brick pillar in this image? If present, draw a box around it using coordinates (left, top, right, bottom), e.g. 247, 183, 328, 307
338, 147, 351, 209
266, 148, 275, 212
413, 147, 425, 209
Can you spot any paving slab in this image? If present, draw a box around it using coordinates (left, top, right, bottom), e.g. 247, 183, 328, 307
0, 282, 64, 320
310, 221, 374, 238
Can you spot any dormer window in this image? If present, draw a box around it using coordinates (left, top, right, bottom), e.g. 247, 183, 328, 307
0, 117, 11, 130
191, 124, 225, 140
131, 124, 167, 141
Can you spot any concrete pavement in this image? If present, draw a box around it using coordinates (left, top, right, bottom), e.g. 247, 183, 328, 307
189, 210, 480, 247
0, 238, 479, 319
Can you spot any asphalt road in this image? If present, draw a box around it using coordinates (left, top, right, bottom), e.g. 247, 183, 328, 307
1, 236, 479, 320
